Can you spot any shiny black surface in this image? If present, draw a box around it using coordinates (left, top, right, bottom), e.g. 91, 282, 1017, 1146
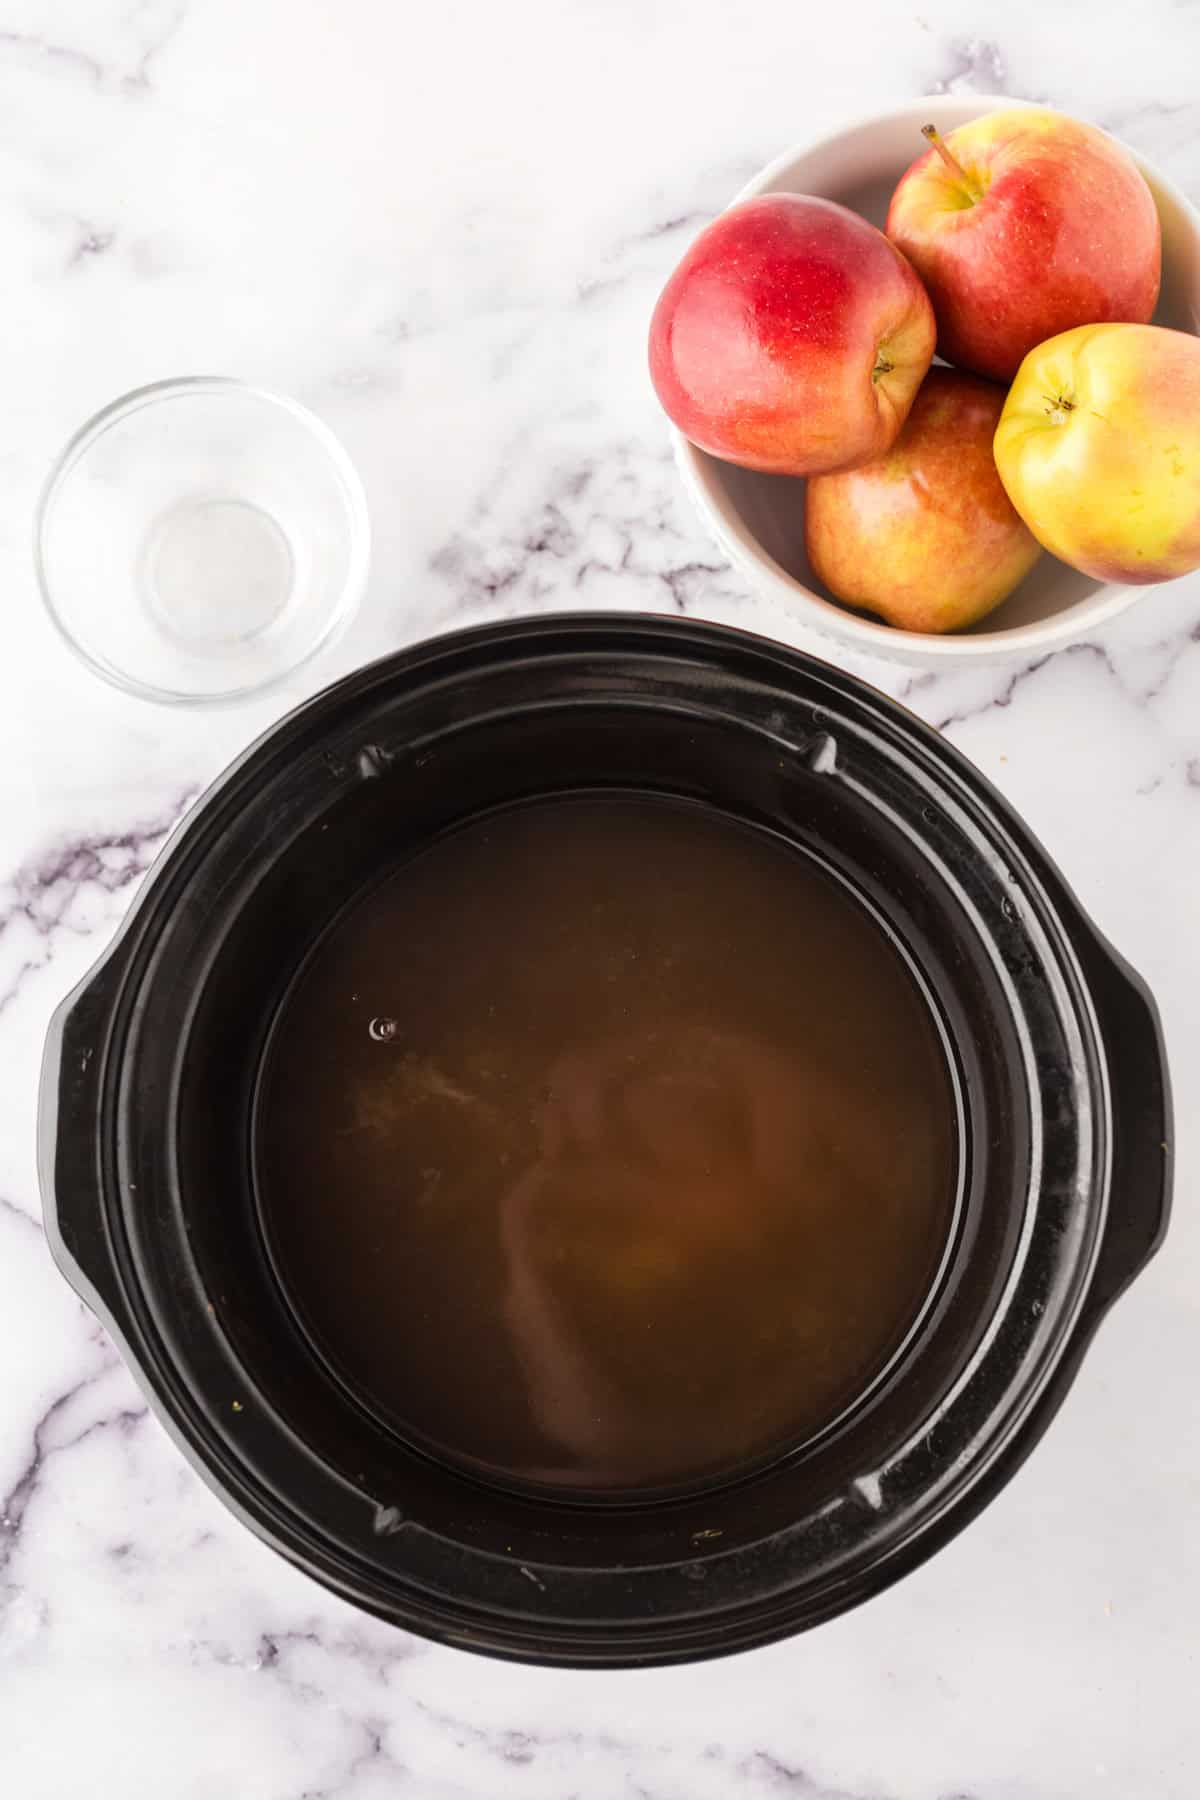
40, 615, 1171, 1666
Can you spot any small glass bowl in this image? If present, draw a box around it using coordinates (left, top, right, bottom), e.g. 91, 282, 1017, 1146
35, 377, 371, 704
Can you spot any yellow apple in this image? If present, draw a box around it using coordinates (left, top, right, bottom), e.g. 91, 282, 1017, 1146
994, 324, 1200, 583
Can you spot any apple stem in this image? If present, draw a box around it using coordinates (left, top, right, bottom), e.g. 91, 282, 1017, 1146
922, 123, 983, 200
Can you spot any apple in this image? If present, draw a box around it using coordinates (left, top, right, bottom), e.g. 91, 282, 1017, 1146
805, 367, 1042, 632
886, 108, 1160, 382
648, 194, 936, 476
994, 322, 1200, 584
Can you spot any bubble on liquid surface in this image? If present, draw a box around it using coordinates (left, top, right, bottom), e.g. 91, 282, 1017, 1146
369, 1016, 397, 1042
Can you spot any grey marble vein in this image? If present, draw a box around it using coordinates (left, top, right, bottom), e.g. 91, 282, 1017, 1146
0, 26, 105, 89
928, 37, 1011, 98
0, 0, 187, 96
0, 1191, 42, 1236
430, 444, 743, 623
0, 791, 195, 1013
1, 1361, 141, 1575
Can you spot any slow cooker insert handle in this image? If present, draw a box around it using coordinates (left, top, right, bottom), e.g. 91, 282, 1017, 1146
39, 945, 134, 1334
1079, 941, 1172, 1325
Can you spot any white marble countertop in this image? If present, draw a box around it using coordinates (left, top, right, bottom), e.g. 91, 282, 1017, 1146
3, 3, 1199, 1794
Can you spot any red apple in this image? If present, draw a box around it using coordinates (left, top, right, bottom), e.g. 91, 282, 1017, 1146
886, 108, 1161, 382
648, 194, 936, 476
805, 367, 1042, 633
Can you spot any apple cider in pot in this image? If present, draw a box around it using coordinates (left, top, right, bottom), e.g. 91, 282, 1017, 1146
256, 793, 959, 1495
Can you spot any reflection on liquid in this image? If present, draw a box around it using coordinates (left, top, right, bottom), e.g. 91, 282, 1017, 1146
495, 1023, 939, 1484
259, 794, 958, 1493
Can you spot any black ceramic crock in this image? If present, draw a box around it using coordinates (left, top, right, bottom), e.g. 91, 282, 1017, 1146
39, 615, 1171, 1667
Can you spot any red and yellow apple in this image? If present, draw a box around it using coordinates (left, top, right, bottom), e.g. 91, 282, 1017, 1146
648, 194, 936, 476
886, 108, 1160, 382
994, 323, 1200, 584
805, 367, 1042, 632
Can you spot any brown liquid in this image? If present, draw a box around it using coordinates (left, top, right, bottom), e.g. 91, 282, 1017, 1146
257, 794, 958, 1494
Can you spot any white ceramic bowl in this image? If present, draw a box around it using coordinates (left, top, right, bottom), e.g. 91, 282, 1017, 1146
674, 96, 1200, 665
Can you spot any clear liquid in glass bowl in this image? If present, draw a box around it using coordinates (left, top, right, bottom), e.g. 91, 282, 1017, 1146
36, 377, 370, 705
